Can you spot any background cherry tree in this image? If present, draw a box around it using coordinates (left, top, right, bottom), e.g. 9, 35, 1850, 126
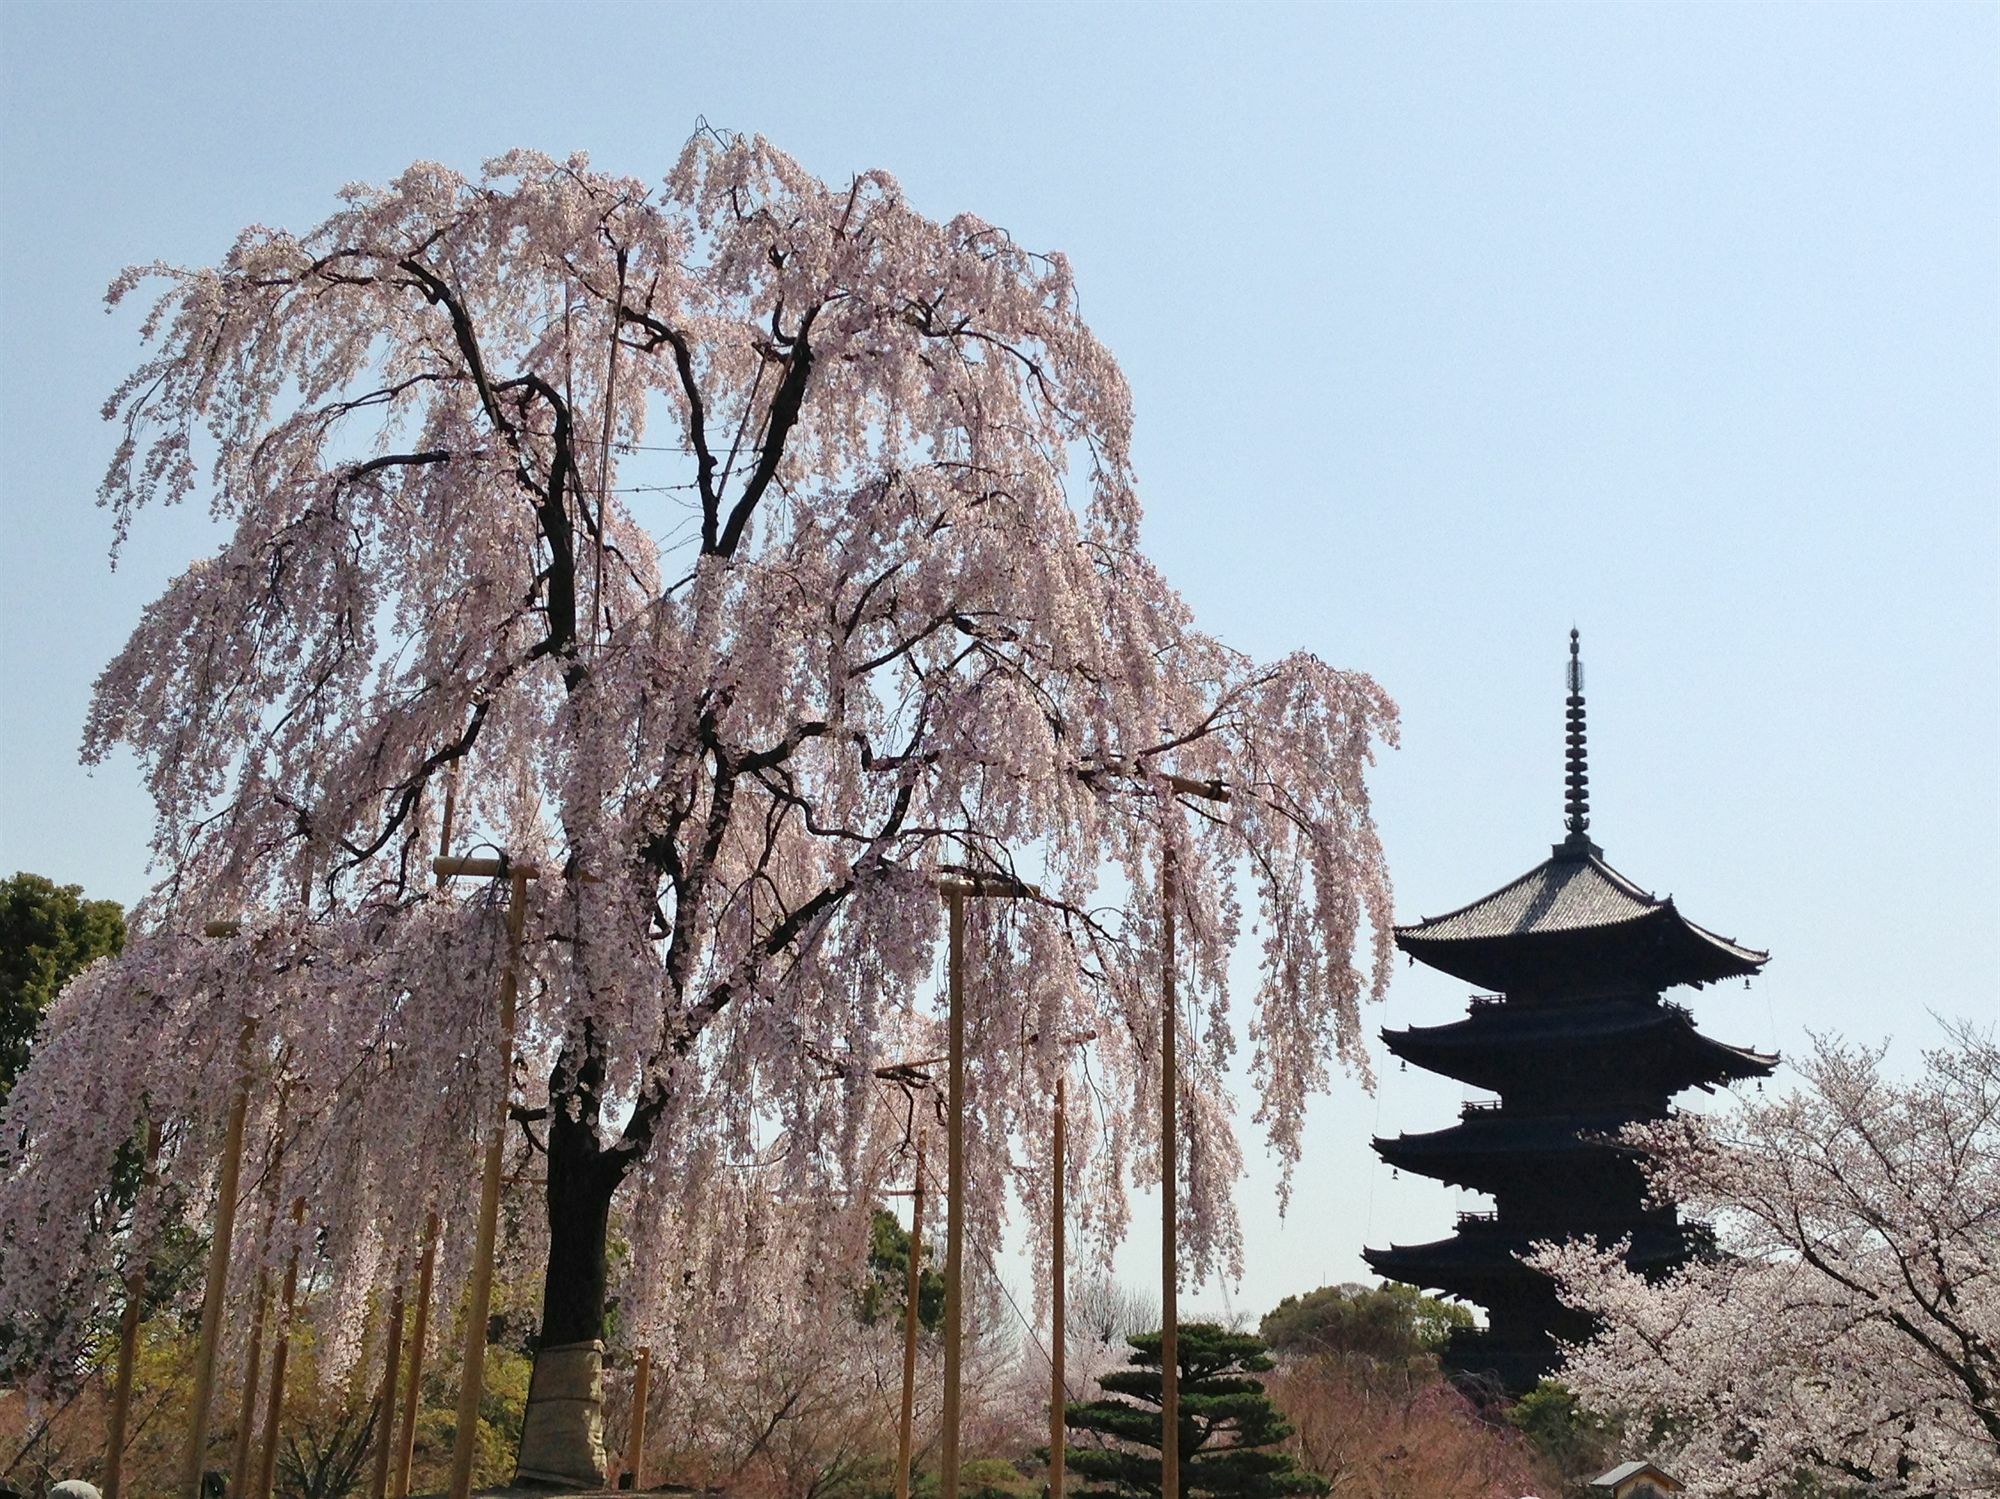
1535, 1024, 2000, 1496
0, 132, 1396, 1474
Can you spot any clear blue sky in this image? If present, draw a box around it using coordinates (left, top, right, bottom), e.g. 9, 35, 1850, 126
2, 1, 1994, 1323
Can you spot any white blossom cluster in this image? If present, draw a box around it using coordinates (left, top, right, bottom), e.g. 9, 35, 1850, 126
1535, 1027, 2000, 1495
2, 134, 1397, 1374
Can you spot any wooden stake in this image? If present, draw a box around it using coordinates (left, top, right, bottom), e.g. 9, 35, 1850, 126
390, 1213, 439, 1499
446, 864, 532, 1499
1049, 1073, 1067, 1499
625, 1346, 652, 1492
253, 1197, 306, 1499
181, 1020, 256, 1499
940, 887, 966, 1499
895, 1142, 924, 1499
1160, 849, 1179, 1499
368, 1288, 405, 1499
103, 1121, 161, 1499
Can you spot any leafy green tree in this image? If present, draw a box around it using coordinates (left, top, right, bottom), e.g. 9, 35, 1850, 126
1064, 1323, 1328, 1498
1507, 1380, 1621, 1493
0, 873, 136, 1370
0, 872, 124, 1102
855, 1207, 945, 1334
1257, 1281, 1471, 1366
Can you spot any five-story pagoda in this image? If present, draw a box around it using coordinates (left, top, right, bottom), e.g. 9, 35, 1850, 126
1363, 632, 1775, 1392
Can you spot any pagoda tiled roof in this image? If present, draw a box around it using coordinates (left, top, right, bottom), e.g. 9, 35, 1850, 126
1400, 848, 1759, 956
1394, 846, 1767, 990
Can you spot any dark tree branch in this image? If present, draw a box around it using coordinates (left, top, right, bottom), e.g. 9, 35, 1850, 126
716, 305, 820, 556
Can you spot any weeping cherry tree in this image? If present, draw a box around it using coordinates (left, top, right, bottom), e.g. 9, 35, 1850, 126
0, 132, 1397, 1480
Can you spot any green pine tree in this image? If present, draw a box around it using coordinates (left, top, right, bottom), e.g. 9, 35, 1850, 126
855, 1206, 946, 1333
1063, 1322, 1327, 1498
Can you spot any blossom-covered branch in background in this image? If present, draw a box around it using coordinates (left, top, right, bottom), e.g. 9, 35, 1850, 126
1536, 1024, 2000, 1496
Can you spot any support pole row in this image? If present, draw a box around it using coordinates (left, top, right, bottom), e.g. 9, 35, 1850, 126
147, 764, 1220, 1499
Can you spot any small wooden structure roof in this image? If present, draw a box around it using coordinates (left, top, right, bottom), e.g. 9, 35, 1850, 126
1591, 1459, 1685, 1494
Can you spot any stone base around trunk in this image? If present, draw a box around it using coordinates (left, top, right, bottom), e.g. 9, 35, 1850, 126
513, 1339, 608, 1489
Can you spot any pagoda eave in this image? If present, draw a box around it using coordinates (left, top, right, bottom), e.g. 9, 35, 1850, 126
1365, 1222, 1705, 1298
1373, 1116, 1645, 1189
1381, 1004, 1776, 1093
1362, 1242, 1540, 1302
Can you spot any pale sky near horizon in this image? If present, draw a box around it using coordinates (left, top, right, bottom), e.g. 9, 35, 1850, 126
1, 0, 1995, 1328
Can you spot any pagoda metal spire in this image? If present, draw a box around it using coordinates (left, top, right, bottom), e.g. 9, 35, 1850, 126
1559, 629, 1598, 857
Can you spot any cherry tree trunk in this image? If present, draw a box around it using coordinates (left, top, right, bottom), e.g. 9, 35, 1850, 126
514, 1084, 617, 1488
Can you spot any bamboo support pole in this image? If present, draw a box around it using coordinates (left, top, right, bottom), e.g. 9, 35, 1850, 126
181, 1017, 256, 1499
894, 1142, 924, 1499
103, 1120, 162, 1499
229, 1088, 293, 1499
104, 1276, 148, 1499
252, 1196, 305, 1499
382, 772, 450, 1499
437, 772, 459, 881
227, 1272, 270, 1498
625, 1346, 652, 1491
367, 1288, 406, 1499
229, 867, 310, 1499
444, 860, 534, 1499
1049, 1074, 1067, 1499
941, 887, 967, 1499
1152, 779, 1224, 1499
1160, 851, 1179, 1499
928, 869, 1036, 1499
390, 1213, 439, 1499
